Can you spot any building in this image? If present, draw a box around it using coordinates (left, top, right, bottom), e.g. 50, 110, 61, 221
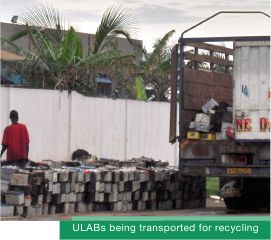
0, 22, 141, 57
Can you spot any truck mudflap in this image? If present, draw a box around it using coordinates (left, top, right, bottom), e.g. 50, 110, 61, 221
182, 165, 270, 177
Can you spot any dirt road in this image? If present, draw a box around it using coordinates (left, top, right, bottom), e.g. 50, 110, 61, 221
2, 198, 269, 221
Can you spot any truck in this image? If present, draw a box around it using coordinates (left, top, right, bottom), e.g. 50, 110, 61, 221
169, 11, 270, 210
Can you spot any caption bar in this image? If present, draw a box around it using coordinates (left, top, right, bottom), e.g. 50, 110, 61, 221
60, 216, 270, 239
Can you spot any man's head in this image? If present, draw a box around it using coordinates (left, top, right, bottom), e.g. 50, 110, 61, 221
9, 110, 19, 124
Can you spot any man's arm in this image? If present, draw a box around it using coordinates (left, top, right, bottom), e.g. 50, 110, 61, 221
24, 125, 30, 158
1, 127, 8, 158
1, 144, 7, 158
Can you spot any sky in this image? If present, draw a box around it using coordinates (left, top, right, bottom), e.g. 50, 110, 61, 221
0, 0, 270, 51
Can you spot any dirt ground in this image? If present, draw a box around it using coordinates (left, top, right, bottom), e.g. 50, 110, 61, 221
206, 197, 225, 208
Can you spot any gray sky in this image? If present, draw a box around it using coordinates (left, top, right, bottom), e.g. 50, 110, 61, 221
0, 0, 270, 51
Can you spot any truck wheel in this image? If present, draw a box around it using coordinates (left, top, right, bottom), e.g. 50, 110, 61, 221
241, 178, 270, 210
224, 195, 267, 210
224, 197, 244, 210
224, 178, 270, 210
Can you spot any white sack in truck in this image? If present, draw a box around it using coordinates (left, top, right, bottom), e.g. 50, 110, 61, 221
195, 113, 210, 124
202, 98, 218, 113
189, 121, 210, 132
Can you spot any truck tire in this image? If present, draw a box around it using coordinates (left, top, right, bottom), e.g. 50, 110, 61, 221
224, 178, 270, 210
224, 197, 244, 210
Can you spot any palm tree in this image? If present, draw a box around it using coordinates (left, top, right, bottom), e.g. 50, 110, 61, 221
138, 30, 175, 101
92, 5, 138, 54
86, 5, 139, 97
9, 1, 66, 44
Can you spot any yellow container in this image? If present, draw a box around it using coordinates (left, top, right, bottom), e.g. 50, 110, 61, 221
200, 133, 216, 140
187, 131, 200, 140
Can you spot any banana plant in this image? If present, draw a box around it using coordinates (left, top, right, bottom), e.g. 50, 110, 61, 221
2, 26, 84, 89
134, 77, 147, 100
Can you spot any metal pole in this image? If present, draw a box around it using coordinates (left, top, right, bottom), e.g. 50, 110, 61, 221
180, 11, 270, 39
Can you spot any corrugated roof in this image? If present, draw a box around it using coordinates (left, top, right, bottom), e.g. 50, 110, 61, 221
0, 49, 25, 61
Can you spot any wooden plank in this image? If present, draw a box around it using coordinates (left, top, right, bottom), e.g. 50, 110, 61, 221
184, 52, 233, 67
186, 42, 233, 55
184, 69, 233, 88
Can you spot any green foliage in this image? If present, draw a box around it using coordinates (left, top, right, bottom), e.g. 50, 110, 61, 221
134, 77, 147, 100
4, 3, 139, 97
2, 25, 85, 89
138, 30, 175, 101
4, 3, 180, 102
206, 177, 220, 196
9, 1, 66, 43
93, 5, 138, 54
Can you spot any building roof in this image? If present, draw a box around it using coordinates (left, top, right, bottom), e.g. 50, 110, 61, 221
0, 49, 25, 61
1, 22, 142, 57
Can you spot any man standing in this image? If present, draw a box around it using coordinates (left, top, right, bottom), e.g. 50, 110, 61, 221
1, 110, 30, 163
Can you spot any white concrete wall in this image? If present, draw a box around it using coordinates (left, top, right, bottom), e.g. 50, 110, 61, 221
0, 87, 178, 166
0, 87, 71, 161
